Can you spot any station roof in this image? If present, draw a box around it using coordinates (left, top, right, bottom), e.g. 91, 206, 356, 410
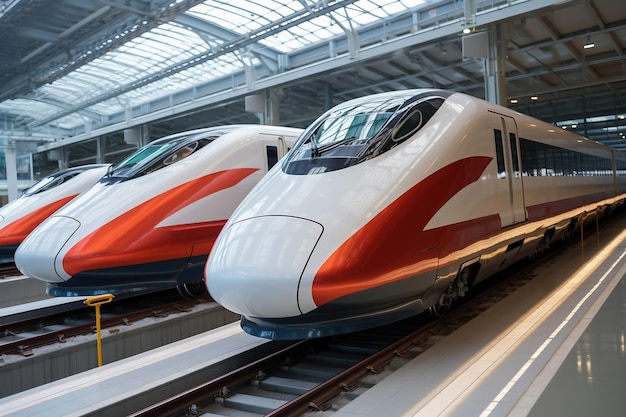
0, 0, 625, 152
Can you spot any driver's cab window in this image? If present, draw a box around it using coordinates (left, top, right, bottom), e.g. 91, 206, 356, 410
143, 140, 202, 175
163, 142, 198, 165
23, 171, 81, 196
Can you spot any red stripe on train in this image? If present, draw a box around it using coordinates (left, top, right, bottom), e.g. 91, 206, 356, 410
63, 168, 257, 276
313, 156, 492, 306
0, 195, 76, 246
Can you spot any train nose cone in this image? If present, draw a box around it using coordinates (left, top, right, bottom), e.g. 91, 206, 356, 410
206, 216, 323, 318
15, 216, 79, 282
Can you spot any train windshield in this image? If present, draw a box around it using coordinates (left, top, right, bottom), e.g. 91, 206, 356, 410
283, 92, 448, 175
107, 128, 231, 179
114, 143, 175, 173
22, 166, 99, 196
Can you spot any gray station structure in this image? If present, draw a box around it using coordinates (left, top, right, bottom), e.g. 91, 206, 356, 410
0, 0, 624, 203
1, 1, 626, 416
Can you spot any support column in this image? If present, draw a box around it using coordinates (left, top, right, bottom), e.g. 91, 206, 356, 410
47, 148, 67, 170
96, 137, 105, 164
485, 25, 507, 106
462, 25, 507, 106
245, 92, 266, 124
124, 126, 142, 148
5, 143, 18, 203
266, 89, 283, 126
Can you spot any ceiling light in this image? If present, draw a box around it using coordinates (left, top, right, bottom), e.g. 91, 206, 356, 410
463, 27, 471, 34
583, 36, 594, 49
530, 96, 538, 101
510, 98, 518, 104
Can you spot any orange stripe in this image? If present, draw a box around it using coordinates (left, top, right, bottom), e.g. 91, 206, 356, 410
312, 157, 492, 306
0, 195, 77, 246
63, 168, 257, 275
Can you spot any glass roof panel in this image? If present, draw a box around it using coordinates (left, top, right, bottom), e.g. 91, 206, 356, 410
0, 98, 59, 120
188, 0, 423, 53
3, 0, 427, 131
86, 52, 249, 117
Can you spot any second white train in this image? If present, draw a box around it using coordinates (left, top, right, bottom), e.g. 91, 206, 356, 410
16, 125, 302, 297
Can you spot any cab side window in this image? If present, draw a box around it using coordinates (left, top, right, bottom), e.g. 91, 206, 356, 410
163, 142, 199, 165
266, 145, 278, 170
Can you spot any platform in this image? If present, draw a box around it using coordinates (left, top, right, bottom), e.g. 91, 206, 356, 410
333, 226, 626, 417
0, 323, 277, 416
0, 275, 48, 309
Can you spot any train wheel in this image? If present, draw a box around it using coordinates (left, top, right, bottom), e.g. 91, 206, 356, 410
429, 267, 472, 318
530, 234, 551, 260
430, 291, 453, 318
177, 281, 207, 298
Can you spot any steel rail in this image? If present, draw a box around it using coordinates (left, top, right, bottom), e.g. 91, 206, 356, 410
127, 339, 311, 417
0, 295, 211, 356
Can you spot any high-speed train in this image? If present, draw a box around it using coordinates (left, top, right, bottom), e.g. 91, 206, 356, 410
206, 89, 626, 340
15, 125, 302, 297
0, 164, 109, 263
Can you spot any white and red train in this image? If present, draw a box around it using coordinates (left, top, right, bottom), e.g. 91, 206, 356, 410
0, 164, 109, 263
206, 89, 626, 339
15, 125, 302, 297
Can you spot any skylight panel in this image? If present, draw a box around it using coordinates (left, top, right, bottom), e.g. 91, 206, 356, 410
274, 3, 300, 16
91, 53, 247, 118
117, 22, 210, 63
188, 0, 423, 56
202, 5, 261, 33
0, 99, 58, 120
55, 113, 92, 130
244, 2, 274, 18
15, 0, 425, 132
381, 0, 419, 15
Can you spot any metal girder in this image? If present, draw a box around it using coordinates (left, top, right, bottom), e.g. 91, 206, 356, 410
31, 0, 360, 128
174, 13, 282, 73
0, 0, 207, 103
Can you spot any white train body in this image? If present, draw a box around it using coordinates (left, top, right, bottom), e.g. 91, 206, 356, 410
206, 90, 626, 339
0, 164, 109, 263
16, 125, 302, 296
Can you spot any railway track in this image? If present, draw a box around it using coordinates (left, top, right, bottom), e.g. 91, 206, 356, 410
128, 252, 543, 417
0, 290, 213, 357
0, 263, 21, 278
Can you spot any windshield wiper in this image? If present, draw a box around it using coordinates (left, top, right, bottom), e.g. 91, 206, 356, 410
310, 136, 320, 158
315, 136, 359, 155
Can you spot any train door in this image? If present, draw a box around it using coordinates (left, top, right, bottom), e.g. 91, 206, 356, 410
492, 112, 526, 227
265, 136, 290, 172
277, 136, 289, 158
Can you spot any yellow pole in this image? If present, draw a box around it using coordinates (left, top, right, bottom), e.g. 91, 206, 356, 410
84, 294, 115, 367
